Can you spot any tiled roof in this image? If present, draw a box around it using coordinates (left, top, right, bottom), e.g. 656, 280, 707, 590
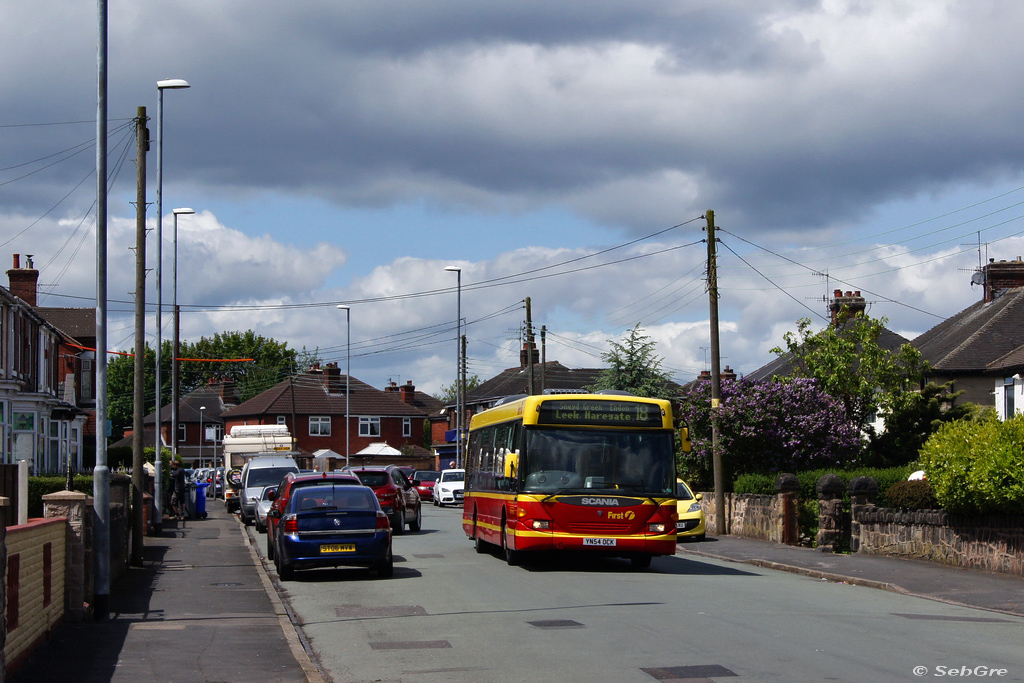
35, 307, 96, 342
222, 372, 429, 419
466, 361, 604, 403
913, 287, 1024, 374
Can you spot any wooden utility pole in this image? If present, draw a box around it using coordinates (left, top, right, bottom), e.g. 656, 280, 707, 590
706, 209, 726, 535
525, 297, 535, 395
131, 106, 149, 562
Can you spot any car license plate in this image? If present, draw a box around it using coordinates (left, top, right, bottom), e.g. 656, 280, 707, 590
320, 544, 356, 553
454, 491, 464, 499
583, 538, 616, 547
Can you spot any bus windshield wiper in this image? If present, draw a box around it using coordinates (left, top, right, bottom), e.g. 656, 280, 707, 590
614, 483, 659, 507
541, 488, 578, 503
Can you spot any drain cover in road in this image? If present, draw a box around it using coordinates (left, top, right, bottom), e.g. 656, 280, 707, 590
642, 664, 737, 679
527, 619, 585, 629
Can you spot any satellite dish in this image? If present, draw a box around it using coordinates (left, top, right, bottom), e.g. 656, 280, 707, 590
970, 271, 985, 286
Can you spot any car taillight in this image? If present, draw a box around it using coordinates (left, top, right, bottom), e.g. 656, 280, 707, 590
283, 515, 298, 534
379, 490, 396, 501
376, 511, 391, 530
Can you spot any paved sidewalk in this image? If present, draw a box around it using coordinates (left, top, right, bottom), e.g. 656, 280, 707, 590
10, 503, 324, 683
679, 535, 1024, 617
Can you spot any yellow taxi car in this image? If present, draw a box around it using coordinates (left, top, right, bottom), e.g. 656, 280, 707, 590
675, 479, 706, 541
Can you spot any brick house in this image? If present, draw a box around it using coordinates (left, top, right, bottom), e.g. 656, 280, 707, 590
913, 257, 1024, 415
2, 255, 89, 473
221, 364, 434, 468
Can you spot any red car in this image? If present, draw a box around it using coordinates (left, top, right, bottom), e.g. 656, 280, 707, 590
349, 465, 422, 535
266, 470, 362, 560
412, 470, 440, 500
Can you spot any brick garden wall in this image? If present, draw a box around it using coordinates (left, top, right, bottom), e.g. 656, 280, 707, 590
853, 507, 1024, 575
3, 518, 66, 675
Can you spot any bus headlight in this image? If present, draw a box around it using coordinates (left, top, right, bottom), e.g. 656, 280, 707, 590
529, 519, 550, 530
647, 522, 667, 534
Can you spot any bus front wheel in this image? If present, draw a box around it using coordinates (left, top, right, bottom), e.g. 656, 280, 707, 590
630, 554, 652, 570
502, 523, 521, 566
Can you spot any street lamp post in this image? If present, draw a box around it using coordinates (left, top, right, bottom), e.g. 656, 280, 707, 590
171, 207, 194, 470
337, 305, 351, 468
154, 78, 190, 527
199, 406, 206, 468
444, 266, 462, 468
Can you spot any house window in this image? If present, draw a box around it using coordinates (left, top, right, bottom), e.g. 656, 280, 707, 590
179, 422, 186, 442
277, 415, 287, 425
1004, 377, 1016, 419
309, 416, 331, 436
359, 416, 381, 437
403, 417, 412, 438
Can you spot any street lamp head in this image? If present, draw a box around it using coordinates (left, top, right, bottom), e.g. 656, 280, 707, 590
337, 305, 350, 311
444, 265, 461, 273
157, 78, 190, 90
173, 207, 195, 215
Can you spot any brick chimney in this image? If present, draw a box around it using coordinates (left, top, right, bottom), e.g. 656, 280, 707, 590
399, 380, 416, 405
520, 342, 539, 368
829, 290, 866, 326
7, 254, 39, 306
982, 258, 1024, 302
324, 362, 342, 393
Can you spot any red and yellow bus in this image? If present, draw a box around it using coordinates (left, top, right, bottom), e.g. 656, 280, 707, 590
462, 392, 678, 568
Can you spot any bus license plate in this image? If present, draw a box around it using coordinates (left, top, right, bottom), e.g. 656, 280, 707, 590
320, 544, 356, 553
583, 538, 617, 547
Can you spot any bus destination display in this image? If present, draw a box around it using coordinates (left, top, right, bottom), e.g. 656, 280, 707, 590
537, 399, 664, 427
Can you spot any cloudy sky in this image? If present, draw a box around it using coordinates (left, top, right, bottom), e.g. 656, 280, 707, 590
3, 0, 1024, 397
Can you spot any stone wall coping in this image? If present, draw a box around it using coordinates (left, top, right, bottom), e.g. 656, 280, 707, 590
42, 490, 92, 502
6, 517, 67, 534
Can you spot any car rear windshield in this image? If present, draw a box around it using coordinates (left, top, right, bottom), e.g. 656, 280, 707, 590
414, 471, 439, 481
292, 486, 376, 511
247, 467, 297, 487
354, 472, 389, 487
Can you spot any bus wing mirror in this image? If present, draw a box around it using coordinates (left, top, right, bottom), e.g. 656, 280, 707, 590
504, 452, 519, 480
680, 427, 692, 453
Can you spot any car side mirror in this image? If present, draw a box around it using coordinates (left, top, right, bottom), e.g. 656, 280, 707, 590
268, 509, 281, 519
695, 493, 703, 501
412, 479, 421, 486
267, 489, 277, 501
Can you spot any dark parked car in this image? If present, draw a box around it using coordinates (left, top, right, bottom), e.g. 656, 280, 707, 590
349, 465, 421, 534
270, 484, 393, 580
266, 470, 363, 560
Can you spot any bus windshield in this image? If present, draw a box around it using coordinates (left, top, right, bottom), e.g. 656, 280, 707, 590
520, 428, 674, 495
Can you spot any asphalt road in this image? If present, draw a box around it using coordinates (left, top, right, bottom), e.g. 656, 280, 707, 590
249, 504, 1024, 683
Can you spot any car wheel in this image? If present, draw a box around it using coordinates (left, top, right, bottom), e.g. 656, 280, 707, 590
433, 498, 439, 507
266, 532, 275, 560
278, 559, 295, 581
693, 533, 706, 542
392, 507, 406, 535
502, 522, 520, 566
375, 546, 394, 578
408, 503, 421, 532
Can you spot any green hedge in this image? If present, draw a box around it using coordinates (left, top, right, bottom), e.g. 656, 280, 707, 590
27, 476, 95, 519
919, 415, 1024, 514
733, 466, 913, 505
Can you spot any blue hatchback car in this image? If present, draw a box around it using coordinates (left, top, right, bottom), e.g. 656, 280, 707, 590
270, 484, 393, 580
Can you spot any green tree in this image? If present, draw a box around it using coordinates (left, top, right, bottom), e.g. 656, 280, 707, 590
866, 381, 975, 467
590, 324, 675, 399
434, 375, 482, 405
771, 312, 928, 441
106, 330, 301, 439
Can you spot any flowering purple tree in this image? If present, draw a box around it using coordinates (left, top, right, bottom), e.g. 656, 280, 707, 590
676, 377, 861, 489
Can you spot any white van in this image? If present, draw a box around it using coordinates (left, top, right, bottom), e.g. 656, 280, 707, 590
238, 455, 299, 526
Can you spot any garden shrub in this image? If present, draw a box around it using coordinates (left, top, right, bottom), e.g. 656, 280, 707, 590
919, 414, 1024, 514
27, 475, 94, 519
882, 480, 938, 510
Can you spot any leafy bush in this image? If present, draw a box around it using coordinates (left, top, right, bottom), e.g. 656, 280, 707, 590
883, 480, 938, 510
27, 475, 94, 518
677, 377, 861, 489
733, 473, 775, 495
918, 414, 1024, 514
